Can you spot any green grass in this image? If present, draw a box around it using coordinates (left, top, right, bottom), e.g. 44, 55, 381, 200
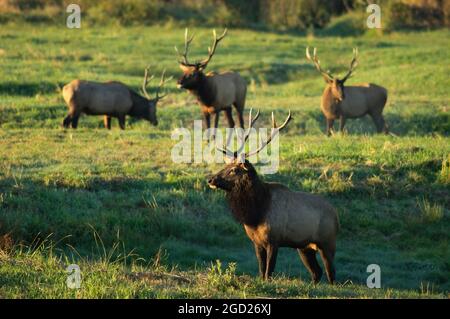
0, 24, 449, 298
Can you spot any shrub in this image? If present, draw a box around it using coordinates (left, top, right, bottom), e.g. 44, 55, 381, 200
322, 11, 366, 37
87, 0, 163, 26
298, 0, 332, 28
386, 0, 446, 30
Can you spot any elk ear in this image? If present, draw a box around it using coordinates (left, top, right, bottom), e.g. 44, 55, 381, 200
179, 64, 195, 74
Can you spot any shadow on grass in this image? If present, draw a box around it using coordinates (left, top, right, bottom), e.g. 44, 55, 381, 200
298, 108, 450, 137
0, 82, 65, 97
0, 173, 237, 258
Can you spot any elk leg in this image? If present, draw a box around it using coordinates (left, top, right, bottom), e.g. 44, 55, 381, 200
319, 244, 336, 285
204, 112, 212, 139
104, 116, 112, 130
118, 115, 126, 130
224, 108, 235, 146
63, 115, 72, 128
71, 114, 80, 129
265, 245, 278, 280
211, 111, 220, 141
254, 244, 267, 279
236, 109, 245, 128
233, 98, 245, 128
339, 115, 346, 133
370, 113, 388, 134
326, 118, 334, 136
225, 107, 235, 128
298, 248, 323, 284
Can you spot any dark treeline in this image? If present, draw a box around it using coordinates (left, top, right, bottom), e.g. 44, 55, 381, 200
0, 0, 449, 30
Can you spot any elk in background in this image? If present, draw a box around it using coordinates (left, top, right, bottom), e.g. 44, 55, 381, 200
208, 110, 339, 284
62, 67, 170, 129
306, 47, 388, 136
175, 28, 247, 140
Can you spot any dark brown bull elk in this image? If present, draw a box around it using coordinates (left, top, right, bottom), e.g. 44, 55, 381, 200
208, 110, 339, 284
176, 28, 247, 139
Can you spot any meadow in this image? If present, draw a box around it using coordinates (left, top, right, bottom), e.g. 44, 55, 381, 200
0, 24, 449, 298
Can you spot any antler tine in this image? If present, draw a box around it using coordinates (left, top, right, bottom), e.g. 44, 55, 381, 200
216, 145, 235, 159
342, 47, 359, 82
233, 108, 261, 157
306, 47, 333, 81
175, 28, 196, 67
199, 28, 228, 69
245, 110, 292, 158
142, 66, 154, 99
155, 69, 172, 101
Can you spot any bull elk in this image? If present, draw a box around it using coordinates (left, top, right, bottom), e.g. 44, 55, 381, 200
62, 67, 170, 129
306, 47, 388, 136
208, 110, 339, 284
175, 28, 247, 139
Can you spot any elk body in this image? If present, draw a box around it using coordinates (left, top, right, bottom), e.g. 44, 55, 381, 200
306, 47, 388, 136
62, 68, 169, 129
176, 29, 247, 139
208, 110, 339, 284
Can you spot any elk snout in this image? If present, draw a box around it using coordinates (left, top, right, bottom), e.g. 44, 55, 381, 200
207, 177, 218, 189
176, 79, 184, 89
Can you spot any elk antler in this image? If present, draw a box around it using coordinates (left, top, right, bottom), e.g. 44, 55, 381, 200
217, 108, 260, 159
217, 109, 292, 160
155, 69, 173, 101
198, 29, 228, 69
245, 110, 292, 158
306, 47, 333, 82
175, 28, 196, 67
341, 48, 358, 82
175, 28, 228, 70
142, 66, 172, 101
142, 66, 155, 100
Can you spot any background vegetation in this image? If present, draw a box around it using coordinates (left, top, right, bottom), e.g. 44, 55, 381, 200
0, 0, 449, 30
0, 1, 449, 299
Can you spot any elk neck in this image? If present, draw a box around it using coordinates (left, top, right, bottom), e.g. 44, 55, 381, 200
226, 172, 271, 227
321, 86, 339, 118
128, 90, 149, 118
190, 73, 216, 107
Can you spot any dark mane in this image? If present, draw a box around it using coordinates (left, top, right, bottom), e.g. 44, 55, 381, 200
192, 73, 216, 106
128, 90, 149, 118
226, 169, 271, 227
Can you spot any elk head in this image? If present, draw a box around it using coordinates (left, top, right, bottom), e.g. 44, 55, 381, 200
141, 66, 171, 125
306, 47, 358, 102
175, 28, 228, 90
208, 109, 292, 191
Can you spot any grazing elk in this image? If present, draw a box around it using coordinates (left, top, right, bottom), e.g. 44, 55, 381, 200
175, 28, 247, 139
306, 47, 388, 136
62, 67, 170, 129
208, 110, 339, 284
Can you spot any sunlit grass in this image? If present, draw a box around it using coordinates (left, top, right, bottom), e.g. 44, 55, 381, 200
0, 25, 449, 298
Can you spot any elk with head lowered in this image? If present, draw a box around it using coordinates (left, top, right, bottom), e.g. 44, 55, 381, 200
208, 110, 339, 284
62, 67, 170, 129
175, 28, 247, 139
306, 47, 388, 136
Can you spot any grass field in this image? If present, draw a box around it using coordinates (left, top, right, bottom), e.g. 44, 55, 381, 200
0, 24, 449, 298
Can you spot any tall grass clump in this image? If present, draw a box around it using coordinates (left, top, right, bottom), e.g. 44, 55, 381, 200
417, 198, 444, 223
